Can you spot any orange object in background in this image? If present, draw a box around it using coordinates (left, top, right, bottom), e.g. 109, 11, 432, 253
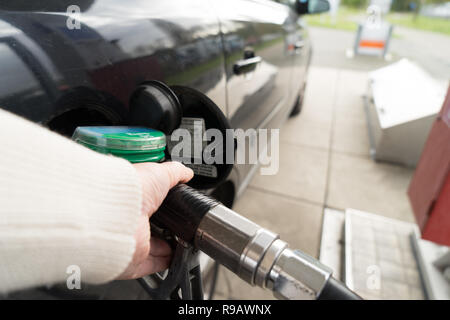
408, 85, 450, 246
359, 40, 385, 49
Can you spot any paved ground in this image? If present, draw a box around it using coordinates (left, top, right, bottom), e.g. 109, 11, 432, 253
212, 25, 448, 299
213, 66, 416, 299
390, 26, 450, 80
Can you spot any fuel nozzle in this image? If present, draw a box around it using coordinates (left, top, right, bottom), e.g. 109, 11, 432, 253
194, 203, 357, 300
268, 246, 361, 300
268, 246, 334, 300
155, 184, 361, 300
74, 79, 360, 300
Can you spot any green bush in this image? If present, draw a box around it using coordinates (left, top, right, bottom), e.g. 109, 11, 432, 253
342, 0, 448, 12
341, 0, 368, 8
391, 0, 417, 12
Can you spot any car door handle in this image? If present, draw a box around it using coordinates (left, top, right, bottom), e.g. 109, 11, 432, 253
233, 56, 262, 75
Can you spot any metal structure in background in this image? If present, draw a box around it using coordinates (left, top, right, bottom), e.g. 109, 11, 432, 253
320, 208, 450, 300
369, 0, 392, 14
352, 3, 393, 59
412, 234, 450, 300
364, 59, 447, 167
345, 209, 424, 300
320, 208, 426, 300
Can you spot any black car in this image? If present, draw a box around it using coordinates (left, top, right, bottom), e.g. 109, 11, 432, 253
0, 0, 329, 299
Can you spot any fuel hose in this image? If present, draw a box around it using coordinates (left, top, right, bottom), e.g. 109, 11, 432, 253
154, 183, 361, 300
72, 126, 361, 300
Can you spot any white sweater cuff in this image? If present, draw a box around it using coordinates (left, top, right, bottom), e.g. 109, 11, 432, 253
0, 109, 142, 293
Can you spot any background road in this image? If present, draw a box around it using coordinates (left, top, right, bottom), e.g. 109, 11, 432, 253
310, 26, 450, 80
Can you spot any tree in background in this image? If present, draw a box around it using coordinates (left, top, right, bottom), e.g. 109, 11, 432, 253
341, 0, 368, 9
342, 0, 448, 12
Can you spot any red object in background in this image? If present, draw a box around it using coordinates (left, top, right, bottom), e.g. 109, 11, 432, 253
408, 85, 450, 246
423, 175, 450, 245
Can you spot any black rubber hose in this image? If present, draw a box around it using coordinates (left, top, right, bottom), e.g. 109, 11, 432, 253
317, 277, 362, 300
151, 184, 219, 243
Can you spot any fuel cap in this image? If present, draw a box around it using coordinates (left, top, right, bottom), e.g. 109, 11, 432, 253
129, 80, 182, 135
72, 126, 166, 163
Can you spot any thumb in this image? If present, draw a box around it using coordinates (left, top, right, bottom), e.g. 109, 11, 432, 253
161, 161, 194, 189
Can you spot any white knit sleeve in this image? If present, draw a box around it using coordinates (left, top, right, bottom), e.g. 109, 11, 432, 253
0, 109, 142, 294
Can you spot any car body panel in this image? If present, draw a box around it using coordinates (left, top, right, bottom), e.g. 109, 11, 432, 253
213, 0, 306, 183
0, 0, 312, 299
0, 0, 227, 124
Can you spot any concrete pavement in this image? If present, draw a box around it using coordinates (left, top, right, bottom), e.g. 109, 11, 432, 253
213, 65, 416, 300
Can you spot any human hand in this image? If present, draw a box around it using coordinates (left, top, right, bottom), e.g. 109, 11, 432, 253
117, 161, 193, 280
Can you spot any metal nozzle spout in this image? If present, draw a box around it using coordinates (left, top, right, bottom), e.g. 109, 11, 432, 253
195, 204, 333, 299
269, 248, 332, 300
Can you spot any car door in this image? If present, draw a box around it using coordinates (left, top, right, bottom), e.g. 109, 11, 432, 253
0, 0, 228, 132
212, 0, 298, 189
0, 0, 227, 300
284, 2, 311, 102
